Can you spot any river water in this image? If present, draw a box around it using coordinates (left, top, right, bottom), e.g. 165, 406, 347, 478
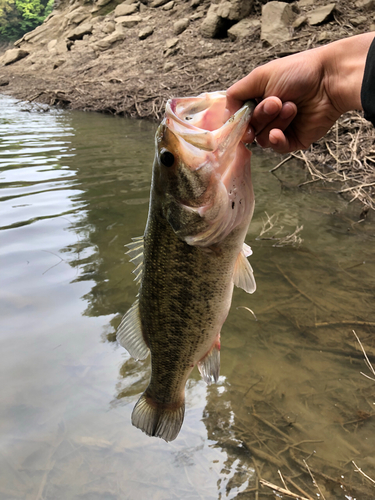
1, 94, 375, 500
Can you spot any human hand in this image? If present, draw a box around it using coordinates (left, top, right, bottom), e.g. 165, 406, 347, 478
226, 34, 373, 153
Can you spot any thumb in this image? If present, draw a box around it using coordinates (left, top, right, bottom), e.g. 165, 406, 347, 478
226, 68, 266, 116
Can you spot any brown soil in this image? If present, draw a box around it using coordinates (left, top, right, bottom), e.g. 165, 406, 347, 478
1, 0, 375, 208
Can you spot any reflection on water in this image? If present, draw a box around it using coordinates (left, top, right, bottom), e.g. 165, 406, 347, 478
1, 94, 375, 499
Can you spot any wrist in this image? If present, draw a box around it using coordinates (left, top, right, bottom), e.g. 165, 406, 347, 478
321, 33, 375, 115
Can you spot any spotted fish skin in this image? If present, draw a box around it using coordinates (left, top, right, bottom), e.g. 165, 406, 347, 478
117, 91, 256, 442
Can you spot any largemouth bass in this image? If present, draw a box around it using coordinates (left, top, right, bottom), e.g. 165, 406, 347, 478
117, 91, 256, 442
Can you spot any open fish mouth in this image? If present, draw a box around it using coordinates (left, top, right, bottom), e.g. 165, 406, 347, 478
164, 91, 256, 174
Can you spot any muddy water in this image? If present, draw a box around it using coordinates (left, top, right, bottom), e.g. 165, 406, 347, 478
1, 94, 374, 500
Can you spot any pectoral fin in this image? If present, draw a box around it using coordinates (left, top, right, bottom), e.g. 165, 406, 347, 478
233, 244, 256, 294
117, 299, 149, 360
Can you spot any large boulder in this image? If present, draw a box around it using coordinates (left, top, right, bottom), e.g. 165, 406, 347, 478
261, 2, 296, 46
216, 0, 252, 22
1, 48, 29, 66
200, 4, 226, 38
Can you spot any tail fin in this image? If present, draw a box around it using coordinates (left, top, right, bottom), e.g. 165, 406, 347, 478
131, 393, 185, 442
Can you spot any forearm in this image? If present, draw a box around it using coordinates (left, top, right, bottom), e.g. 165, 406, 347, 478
321, 32, 375, 114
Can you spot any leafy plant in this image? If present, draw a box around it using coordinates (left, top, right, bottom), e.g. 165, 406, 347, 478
0, 0, 53, 41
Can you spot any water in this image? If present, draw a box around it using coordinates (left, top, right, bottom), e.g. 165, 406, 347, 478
0, 94, 374, 500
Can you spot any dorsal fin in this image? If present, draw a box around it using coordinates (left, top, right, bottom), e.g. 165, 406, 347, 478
117, 299, 149, 360
233, 243, 256, 294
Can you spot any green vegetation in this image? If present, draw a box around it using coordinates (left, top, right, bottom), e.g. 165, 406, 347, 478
0, 0, 54, 41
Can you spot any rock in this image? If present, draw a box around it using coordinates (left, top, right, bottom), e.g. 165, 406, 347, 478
216, 0, 252, 22
115, 14, 142, 27
2, 48, 29, 66
174, 18, 189, 34
190, 12, 204, 21
297, 0, 314, 6
0, 77, 9, 86
124, 0, 139, 4
190, 11, 205, 20
96, 0, 112, 6
162, 1, 174, 10
93, 32, 125, 50
227, 18, 260, 39
163, 61, 175, 72
261, 2, 296, 46
67, 22, 93, 40
350, 15, 367, 25
200, 4, 226, 38
292, 15, 307, 28
53, 58, 66, 69
191, 0, 202, 6
150, 0, 170, 7
65, 6, 89, 25
355, 0, 375, 8
164, 37, 179, 57
317, 30, 330, 42
138, 25, 154, 39
166, 37, 179, 49
102, 21, 116, 33
47, 39, 58, 52
307, 4, 336, 26
114, 3, 138, 16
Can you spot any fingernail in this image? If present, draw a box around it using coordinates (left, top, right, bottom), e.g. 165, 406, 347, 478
280, 102, 295, 119
263, 100, 279, 115
269, 132, 278, 145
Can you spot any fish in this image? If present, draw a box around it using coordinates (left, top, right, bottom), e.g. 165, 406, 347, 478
117, 91, 256, 442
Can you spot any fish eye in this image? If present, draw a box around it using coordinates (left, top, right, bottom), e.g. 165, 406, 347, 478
160, 149, 175, 168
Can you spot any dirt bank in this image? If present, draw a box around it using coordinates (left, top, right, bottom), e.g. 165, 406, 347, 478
1, 0, 374, 209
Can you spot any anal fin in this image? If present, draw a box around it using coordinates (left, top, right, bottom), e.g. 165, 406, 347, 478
233, 243, 256, 294
197, 341, 220, 385
117, 299, 149, 360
